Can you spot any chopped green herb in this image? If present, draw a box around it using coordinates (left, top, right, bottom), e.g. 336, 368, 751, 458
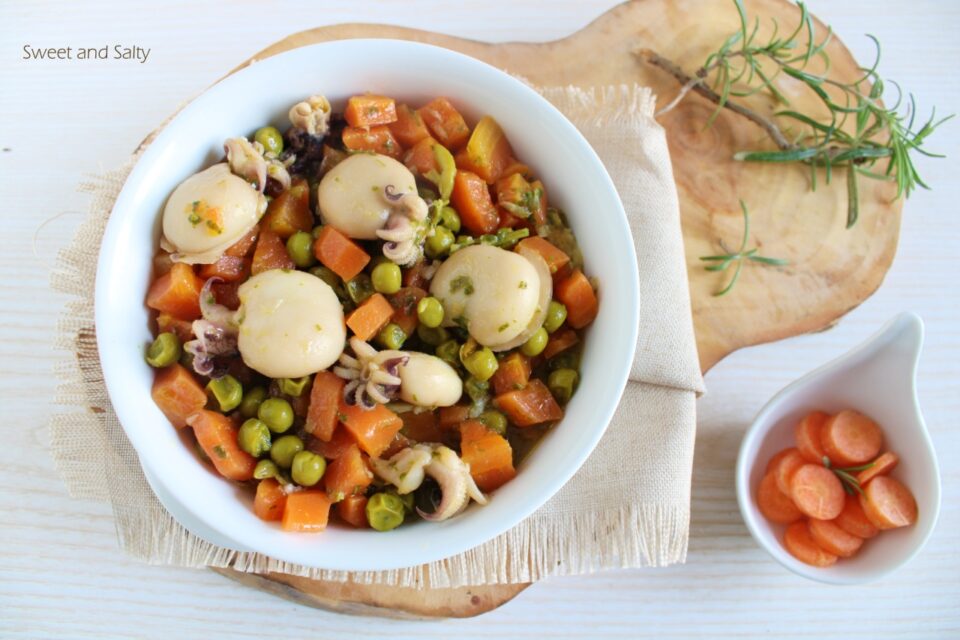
212, 445, 227, 459
518, 281, 528, 289
450, 275, 475, 295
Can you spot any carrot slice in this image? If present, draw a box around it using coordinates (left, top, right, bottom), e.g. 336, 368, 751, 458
757, 472, 803, 524
308, 425, 357, 459
224, 224, 260, 258
389, 103, 432, 148
345, 293, 395, 341
146, 262, 204, 320
281, 490, 332, 532
494, 379, 564, 427
344, 95, 397, 128
821, 409, 883, 466
490, 352, 532, 396
771, 448, 806, 496
337, 401, 404, 458
403, 136, 440, 177
151, 363, 207, 429
336, 494, 369, 528
783, 521, 838, 567
254, 478, 287, 522
187, 410, 257, 481
789, 464, 845, 520
542, 329, 579, 360
260, 178, 313, 239
460, 420, 517, 492
305, 371, 345, 442
856, 451, 899, 486
418, 97, 470, 149
451, 170, 499, 236
808, 518, 864, 558
516, 237, 570, 276
324, 443, 374, 500
313, 226, 371, 281
795, 410, 829, 463
342, 125, 403, 159
555, 270, 599, 329
765, 448, 795, 475
834, 494, 880, 539
250, 228, 294, 275
860, 476, 917, 530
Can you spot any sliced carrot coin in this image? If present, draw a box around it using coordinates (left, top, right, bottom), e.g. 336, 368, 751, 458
834, 494, 879, 539
789, 464, 845, 520
772, 448, 806, 497
783, 520, 838, 567
820, 409, 883, 466
860, 475, 918, 530
795, 411, 829, 463
856, 451, 899, 486
765, 448, 795, 474
757, 472, 803, 524
808, 518, 864, 558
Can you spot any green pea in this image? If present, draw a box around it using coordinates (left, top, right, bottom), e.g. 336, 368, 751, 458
543, 301, 568, 334
254, 125, 284, 155
464, 377, 489, 404
279, 376, 311, 397
310, 265, 347, 299
548, 368, 580, 405
386, 488, 415, 514
286, 231, 316, 268
435, 339, 461, 367
238, 418, 272, 457
239, 386, 267, 419
366, 492, 406, 532
253, 459, 280, 480
521, 327, 549, 357
440, 206, 461, 233
371, 262, 402, 294
145, 332, 181, 368
464, 348, 498, 382
258, 397, 294, 433
377, 323, 407, 350
478, 410, 508, 436
206, 375, 243, 412
270, 435, 304, 468
311, 225, 325, 239
431, 143, 457, 201
417, 323, 450, 347
425, 226, 454, 258
416, 296, 444, 328
346, 273, 375, 304
291, 451, 326, 487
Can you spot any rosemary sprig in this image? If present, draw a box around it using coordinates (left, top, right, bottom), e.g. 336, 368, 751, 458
641, 0, 951, 228
699, 201, 788, 296
822, 456, 875, 496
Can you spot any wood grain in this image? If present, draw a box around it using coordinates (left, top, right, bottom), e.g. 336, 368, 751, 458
4, 0, 959, 636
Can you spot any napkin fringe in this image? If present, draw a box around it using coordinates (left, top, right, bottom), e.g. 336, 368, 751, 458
112, 501, 688, 588
538, 84, 656, 128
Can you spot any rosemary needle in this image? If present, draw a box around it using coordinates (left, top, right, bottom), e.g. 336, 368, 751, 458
700, 201, 788, 297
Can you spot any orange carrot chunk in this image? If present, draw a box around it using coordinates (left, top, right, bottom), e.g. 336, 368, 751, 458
313, 226, 371, 282
146, 262, 204, 320
251, 228, 295, 275
460, 420, 517, 492
281, 490, 332, 532
254, 478, 287, 521
451, 170, 499, 236
224, 224, 260, 258
199, 255, 249, 283
835, 494, 880, 538
260, 178, 313, 239
308, 425, 357, 460
494, 379, 564, 427
856, 451, 899, 486
418, 97, 471, 149
789, 464, 845, 520
757, 472, 803, 524
438, 405, 471, 430
456, 116, 513, 183
400, 409, 444, 444
555, 270, 599, 329
784, 520, 839, 567
344, 95, 398, 128
345, 293, 395, 341
342, 125, 403, 159
151, 363, 207, 429
772, 448, 806, 497
305, 371, 345, 442
324, 443, 375, 500
389, 103, 432, 147
542, 329, 580, 360
860, 475, 917, 530
808, 518, 864, 558
820, 409, 883, 466
337, 401, 404, 459
516, 237, 570, 276
403, 136, 441, 177
336, 494, 370, 528
187, 410, 257, 481
765, 448, 796, 474
795, 410, 830, 463
490, 352, 532, 396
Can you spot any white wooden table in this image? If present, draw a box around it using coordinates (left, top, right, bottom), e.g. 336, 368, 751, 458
3, 1, 958, 637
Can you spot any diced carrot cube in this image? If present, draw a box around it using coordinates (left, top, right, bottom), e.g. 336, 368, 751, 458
555, 270, 598, 329
418, 97, 471, 149
337, 401, 404, 459
260, 179, 313, 239
254, 478, 287, 521
282, 490, 332, 532
542, 329, 580, 360
345, 293, 395, 341
389, 103, 432, 148
250, 229, 294, 275
342, 125, 402, 159
313, 226, 371, 281
516, 237, 570, 275
344, 95, 398, 128
491, 352, 532, 396
305, 371, 345, 442
324, 443, 375, 500
336, 494, 369, 528
460, 420, 517, 492
451, 170, 498, 236
151, 363, 207, 429
494, 379, 564, 427
146, 262, 204, 320
187, 410, 257, 481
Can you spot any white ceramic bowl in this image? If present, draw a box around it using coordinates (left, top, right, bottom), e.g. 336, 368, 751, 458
736, 313, 941, 584
95, 40, 639, 571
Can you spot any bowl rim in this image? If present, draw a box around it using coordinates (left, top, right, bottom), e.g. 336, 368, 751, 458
94, 38, 640, 570
735, 312, 942, 584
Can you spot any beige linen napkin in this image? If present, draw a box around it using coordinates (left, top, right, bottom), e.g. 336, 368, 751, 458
51, 84, 705, 588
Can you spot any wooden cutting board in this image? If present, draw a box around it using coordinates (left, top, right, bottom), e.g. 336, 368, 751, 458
208, 0, 900, 618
